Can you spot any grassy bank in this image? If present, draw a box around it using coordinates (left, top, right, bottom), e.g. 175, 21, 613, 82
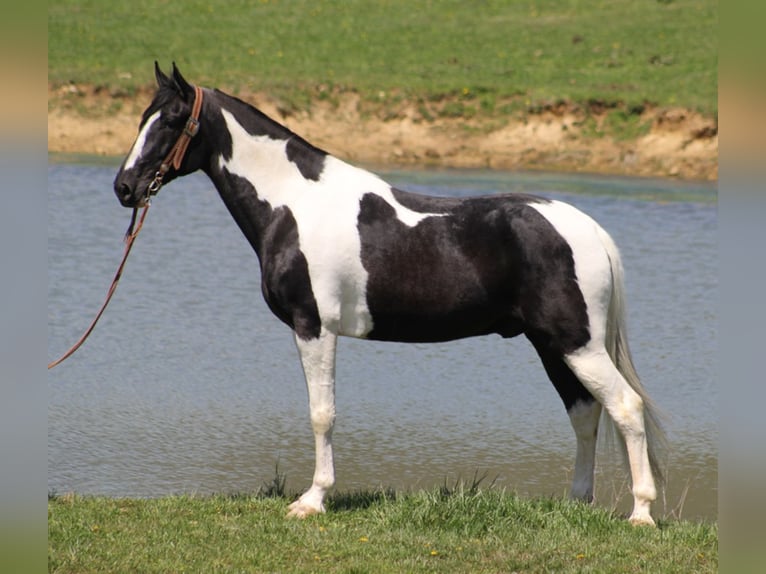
49, 487, 717, 573
48, 1, 718, 178
49, 0, 717, 118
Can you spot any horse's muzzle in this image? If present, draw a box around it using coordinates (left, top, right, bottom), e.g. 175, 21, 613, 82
114, 179, 151, 208
115, 182, 135, 207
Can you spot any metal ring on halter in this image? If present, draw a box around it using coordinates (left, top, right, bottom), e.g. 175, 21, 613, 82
148, 171, 164, 194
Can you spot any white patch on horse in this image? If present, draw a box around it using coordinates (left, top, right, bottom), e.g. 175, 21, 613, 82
529, 200, 612, 343
123, 111, 160, 170
218, 109, 442, 338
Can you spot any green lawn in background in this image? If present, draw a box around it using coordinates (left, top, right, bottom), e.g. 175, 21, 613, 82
48, 0, 717, 117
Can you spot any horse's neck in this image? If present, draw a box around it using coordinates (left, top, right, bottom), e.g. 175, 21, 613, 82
205, 96, 334, 259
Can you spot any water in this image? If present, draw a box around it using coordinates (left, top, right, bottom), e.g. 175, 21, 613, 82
48, 159, 717, 520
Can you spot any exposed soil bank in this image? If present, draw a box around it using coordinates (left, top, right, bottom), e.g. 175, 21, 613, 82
48, 85, 717, 181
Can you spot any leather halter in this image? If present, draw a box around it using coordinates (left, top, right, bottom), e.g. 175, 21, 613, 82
147, 85, 204, 197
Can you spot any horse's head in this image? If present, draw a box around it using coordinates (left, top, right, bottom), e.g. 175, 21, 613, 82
114, 62, 205, 208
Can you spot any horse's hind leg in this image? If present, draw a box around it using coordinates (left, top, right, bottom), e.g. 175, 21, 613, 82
288, 328, 338, 518
529, 339, 601, 502
568, 399, 602, 502
564, 345, 657, 525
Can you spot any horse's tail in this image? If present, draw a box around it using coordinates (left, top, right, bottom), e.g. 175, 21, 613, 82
596, 225, 668, 487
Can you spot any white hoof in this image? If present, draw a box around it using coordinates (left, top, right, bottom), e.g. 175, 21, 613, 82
286, 494, 325, 519
629, 513, 656, 527
286, 502, 323, 519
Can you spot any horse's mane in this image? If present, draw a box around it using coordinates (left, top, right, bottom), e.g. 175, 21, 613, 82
213, 88, 295, 141
212, 88, 329, 167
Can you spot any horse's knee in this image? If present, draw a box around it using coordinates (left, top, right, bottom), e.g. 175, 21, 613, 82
310, 405, 336, 434
565, 353, 644, 436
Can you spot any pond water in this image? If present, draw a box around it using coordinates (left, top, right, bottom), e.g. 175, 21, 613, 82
48, 159, 717, 520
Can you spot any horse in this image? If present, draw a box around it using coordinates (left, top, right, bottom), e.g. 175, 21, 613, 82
114, 63, 666, 525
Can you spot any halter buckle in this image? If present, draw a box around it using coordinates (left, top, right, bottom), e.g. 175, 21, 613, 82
184, 117, 200, 137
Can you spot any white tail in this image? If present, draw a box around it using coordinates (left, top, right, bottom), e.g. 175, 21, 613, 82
596, 226, 668, 487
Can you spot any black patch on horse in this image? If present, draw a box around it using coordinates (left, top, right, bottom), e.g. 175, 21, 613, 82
286, 137, 326, 181
390, 187, 545, 213
357, 191, 590, 352
527, 337, 596, 410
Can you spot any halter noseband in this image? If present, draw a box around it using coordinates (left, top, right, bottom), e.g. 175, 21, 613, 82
147, 85, 204, 198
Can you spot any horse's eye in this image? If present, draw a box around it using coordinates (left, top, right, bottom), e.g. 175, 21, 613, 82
159, 105, 188, 128
160, 114, 185, 129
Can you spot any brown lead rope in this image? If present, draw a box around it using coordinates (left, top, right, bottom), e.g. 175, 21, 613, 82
48, 204, 150, 370
48, 85, 204, 370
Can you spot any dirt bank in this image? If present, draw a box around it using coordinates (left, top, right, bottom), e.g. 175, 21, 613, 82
48, 84, 717, 181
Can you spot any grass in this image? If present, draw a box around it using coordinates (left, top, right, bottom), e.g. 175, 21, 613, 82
48, 0, 717, 118
49, 483, 718, 573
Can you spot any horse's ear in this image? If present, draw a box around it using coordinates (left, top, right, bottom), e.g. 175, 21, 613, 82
171, 62, 195, 103
154, 61, 171, 88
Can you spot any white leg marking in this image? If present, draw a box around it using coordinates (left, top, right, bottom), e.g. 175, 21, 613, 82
568, 399, 602, 502
123, 111, 161, 170
565, 347, 657, 525
287, 329, 338, 518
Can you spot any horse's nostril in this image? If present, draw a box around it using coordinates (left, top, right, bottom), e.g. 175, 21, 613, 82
118, 183, 132, 199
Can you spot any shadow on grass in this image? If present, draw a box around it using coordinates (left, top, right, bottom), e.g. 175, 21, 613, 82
327, 470, 500, 512
327, 488, 397, 512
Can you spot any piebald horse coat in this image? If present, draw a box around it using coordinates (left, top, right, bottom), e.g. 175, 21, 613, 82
114, 64, 666, 525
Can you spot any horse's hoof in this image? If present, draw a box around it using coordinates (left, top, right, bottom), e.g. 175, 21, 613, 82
286, 499, 324, 519
629, 514, 656, 527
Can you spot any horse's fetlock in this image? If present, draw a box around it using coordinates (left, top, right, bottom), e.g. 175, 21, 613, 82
633, 483, 657, 503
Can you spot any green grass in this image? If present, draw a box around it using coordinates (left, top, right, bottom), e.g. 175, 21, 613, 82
48, 0, 717, 117
49, 486, 717, 573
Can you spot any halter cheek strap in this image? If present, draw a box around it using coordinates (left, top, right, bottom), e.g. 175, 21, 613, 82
148, 85, 204, 195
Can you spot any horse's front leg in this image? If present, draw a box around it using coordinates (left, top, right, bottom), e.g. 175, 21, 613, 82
288, 328, 338, 518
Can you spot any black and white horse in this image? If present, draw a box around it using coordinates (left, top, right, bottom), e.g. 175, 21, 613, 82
114, 64, 666, 525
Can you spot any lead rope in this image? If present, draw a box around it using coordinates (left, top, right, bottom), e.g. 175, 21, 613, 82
48, 204, 150, 370
48, 86, 204, 370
